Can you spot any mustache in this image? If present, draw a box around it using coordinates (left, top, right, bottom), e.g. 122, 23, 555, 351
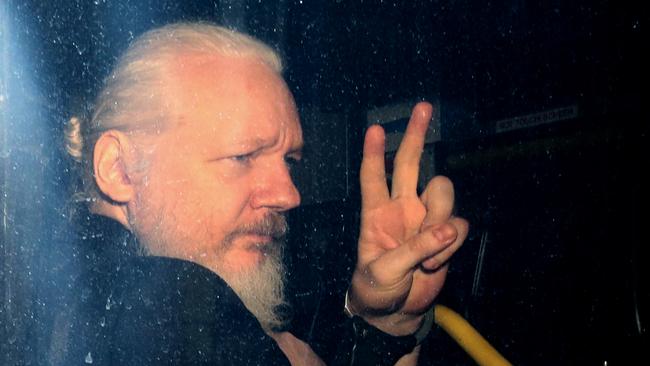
226, 213, 288, 242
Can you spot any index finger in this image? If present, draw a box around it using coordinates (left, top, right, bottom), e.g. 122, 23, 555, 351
360, 124, 390, 210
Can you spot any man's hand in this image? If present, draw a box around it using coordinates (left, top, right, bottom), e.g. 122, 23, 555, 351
348, 102, 469, 336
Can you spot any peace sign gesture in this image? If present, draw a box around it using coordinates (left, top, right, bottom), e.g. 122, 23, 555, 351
348, 102, 469, 336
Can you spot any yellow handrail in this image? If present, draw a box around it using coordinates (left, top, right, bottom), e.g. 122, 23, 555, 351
434, 304, 513, 366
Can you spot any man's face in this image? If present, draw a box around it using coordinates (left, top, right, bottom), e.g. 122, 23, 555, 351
129, 54, 303, 280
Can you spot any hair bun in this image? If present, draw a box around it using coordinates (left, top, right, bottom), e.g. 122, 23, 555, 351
65, 116, 83, 162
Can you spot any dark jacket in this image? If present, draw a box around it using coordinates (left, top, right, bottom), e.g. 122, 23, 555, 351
46, 213, 410, 366
50, 214, 289, 366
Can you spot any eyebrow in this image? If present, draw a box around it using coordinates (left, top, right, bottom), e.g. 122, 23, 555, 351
226, 137, 271, 150
241, 136, 304, 153
288, 142, 304, 154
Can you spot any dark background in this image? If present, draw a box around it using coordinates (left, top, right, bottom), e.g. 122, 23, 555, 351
1, 0, 647, 365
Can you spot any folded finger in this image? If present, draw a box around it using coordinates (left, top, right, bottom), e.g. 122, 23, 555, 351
420, 217, 469, 271
420, 175, 455, 229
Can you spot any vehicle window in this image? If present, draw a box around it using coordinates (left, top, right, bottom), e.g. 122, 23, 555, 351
1, 1, 645, 365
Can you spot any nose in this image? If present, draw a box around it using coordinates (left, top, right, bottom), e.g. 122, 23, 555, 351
250, 162, 301, 212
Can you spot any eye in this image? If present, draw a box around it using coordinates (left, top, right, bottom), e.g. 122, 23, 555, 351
284, 155, 301, 170
230, 152, 255, 165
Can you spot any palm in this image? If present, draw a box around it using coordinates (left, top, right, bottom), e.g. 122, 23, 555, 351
359, 197, 444, 314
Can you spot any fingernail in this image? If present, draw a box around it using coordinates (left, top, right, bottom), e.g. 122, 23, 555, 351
434, 228, 446, 242
434, 228, 453, 245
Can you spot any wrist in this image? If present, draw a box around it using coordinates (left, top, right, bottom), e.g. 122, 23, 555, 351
347, 316, 418, 366
362, 312, 424, 337
344, 289, 434, 342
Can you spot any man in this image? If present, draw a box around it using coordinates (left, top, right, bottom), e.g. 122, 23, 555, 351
55, 22, 467, 365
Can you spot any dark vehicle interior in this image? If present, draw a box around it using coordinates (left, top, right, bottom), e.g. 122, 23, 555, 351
2, 1, 647, 365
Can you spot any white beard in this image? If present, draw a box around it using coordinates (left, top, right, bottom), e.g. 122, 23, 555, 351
219, 244, 290, 332
130, 189, 290, 332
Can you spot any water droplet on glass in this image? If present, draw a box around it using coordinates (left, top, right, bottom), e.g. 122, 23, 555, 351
85, 352, 93, 364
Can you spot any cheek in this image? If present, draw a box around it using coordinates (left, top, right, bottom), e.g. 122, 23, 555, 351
138, 158, 253, 234
185, 178, 251, 220
164, 173, 253, 241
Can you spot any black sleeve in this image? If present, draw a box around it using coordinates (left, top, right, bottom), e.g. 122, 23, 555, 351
330, 316, 418, 366
291, 282, 417, 366
108, 257, 290, 366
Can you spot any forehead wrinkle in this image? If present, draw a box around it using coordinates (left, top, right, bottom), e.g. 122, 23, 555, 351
237, 121, 302, 157
240, 136, 276, 150
164, 53, 301, 152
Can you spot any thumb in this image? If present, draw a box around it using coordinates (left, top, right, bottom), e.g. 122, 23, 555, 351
367, 223, 457, 286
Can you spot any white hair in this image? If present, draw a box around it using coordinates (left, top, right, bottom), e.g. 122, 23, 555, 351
65, 22, 283, 203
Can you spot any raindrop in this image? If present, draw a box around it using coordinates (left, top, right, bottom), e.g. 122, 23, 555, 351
85, 352, 93, 364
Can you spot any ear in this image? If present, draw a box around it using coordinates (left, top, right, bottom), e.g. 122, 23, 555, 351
93, 130, 136, 203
